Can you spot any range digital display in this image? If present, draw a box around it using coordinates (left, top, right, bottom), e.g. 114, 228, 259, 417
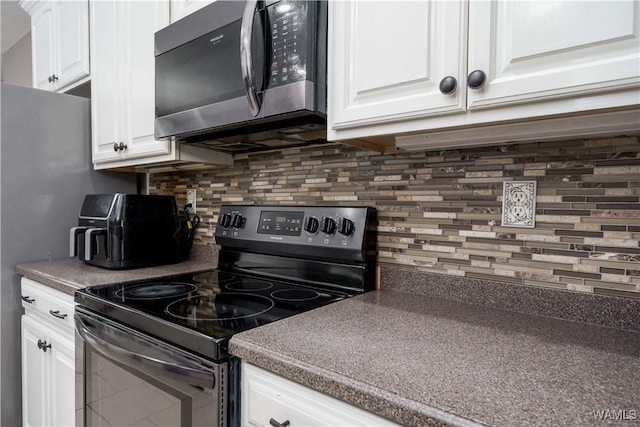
257, 211, 305, 236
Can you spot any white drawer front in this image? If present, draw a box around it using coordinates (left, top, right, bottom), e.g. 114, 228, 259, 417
21, 277, 75, 330
242, 363, 399, 427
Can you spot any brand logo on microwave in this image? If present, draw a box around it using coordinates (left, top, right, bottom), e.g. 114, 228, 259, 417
210, 34, 224, 45
269, 236, 284, 241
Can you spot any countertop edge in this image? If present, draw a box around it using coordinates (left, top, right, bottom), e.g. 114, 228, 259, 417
229, 338, 484, 427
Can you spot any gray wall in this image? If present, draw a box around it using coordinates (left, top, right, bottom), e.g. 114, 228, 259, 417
0, 83, 136, 426
1, 32, 31, 87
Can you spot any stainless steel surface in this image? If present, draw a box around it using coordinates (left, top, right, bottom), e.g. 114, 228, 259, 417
241, 0, 261, 117
75, 308, 226, 427
154, 0, 327, 154
0, 83, 136, 426
154, 0, 245, 56
75, 312, 216, 389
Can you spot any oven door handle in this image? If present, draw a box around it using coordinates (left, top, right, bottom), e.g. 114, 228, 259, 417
75, 313, 215, 389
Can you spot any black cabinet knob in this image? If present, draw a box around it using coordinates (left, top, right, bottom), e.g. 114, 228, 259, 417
321, 217, 336, 235
338, 218, 355, 236
439, 76, 457, 94
467, 70, 486, 89
113, 142, 128, 152
52, 74, 58, 81
37, 339, 51, 352
269, 419, 290, 427
21, 295, 35, 304
304, 217, 319, 234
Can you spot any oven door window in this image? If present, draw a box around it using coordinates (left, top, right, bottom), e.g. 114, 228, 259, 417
76, 311, 225, 427
86, 353, 186, 426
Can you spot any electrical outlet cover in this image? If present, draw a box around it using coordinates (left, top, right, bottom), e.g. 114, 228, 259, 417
501, 181, 536, 228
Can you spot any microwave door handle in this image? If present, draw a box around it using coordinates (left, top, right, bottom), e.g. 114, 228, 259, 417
84, 228, 106, 261
241, 0, 261, 117
75, 313, 215, 389
69, 226, 90, 257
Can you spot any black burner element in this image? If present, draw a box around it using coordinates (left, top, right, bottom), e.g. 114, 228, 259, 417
165, 293, 274, 321
193, 271, 235, 285
113, 282, 197, 300
226, 280, 273, 291
271, 289, 320, 302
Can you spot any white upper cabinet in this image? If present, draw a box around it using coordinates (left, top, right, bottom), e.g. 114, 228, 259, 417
91, 0, 232, 170
328, 0, 640, 150
170, 0, 214, 23
21, 0, 90, 92
329, 1, 466, 129
467, 1, 640, 109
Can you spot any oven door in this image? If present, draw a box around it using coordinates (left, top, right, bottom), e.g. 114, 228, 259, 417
75, 308, 228, 427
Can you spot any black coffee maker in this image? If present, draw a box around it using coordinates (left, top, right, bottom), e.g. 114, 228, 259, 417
70, 194, 194, 269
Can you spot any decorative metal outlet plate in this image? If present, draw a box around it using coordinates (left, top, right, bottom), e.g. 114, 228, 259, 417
502, 181, 536, 228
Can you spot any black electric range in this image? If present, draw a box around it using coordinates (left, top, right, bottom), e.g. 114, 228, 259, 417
75, 205, 377, 362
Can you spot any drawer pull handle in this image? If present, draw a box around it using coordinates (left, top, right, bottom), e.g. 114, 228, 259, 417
37, 339, 51, 352
269, 419, 290, 427
21, 296, 35, 304
49, 310, 68, 320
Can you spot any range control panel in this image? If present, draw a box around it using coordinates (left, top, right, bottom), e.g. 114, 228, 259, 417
215, 205, 374, 261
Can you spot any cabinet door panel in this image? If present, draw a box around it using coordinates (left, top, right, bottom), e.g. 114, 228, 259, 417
120, 0, 172, 160
170, 0, 214, 23
329, 0, 466, 132
91, 0, 122, 164
49, 332, 75, 427
30, 3, 56, 91
22, 316, 48, 427
468, 0, 640, 109
55, 0, 90, 89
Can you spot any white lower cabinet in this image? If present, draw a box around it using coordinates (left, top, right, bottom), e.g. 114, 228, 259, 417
21, 278, 75, 427
242, 363, 399, 427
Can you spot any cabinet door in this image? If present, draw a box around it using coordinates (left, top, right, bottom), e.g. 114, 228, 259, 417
21, 316, 48, 427
329, 0, 466, 134
49, 331, 75, 427
170, 0, 214, 23
55, 0, 90, 90
91, 0, 123, 164
467, 0, 640, 110
119, 0, 172, 160
30, 2, 56, 91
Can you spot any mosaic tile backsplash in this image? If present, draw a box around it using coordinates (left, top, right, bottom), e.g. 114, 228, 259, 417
149, 136, 640, 299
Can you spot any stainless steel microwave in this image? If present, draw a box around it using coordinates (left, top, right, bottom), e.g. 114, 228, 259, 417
154, 0, 327, 153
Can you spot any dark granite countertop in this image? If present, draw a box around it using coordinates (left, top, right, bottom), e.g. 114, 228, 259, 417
229, 289, 640, 427
15, 246, 217, 295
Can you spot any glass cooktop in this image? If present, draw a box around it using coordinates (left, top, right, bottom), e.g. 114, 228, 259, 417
75, 270, 348, 361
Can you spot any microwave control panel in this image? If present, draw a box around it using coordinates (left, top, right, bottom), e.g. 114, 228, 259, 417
268, 1, 309, 88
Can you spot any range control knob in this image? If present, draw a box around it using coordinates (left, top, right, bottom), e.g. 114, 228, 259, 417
338, 218, 355, 236
231, 213, 244, 228
220, 213, 232, 228
320, 217, 336, 235
304, 217, 320, 234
